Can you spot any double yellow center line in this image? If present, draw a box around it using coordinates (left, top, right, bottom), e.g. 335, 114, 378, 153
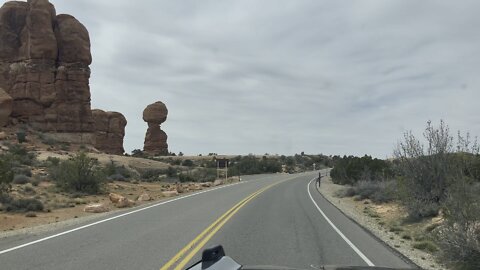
160, 177, 293, 270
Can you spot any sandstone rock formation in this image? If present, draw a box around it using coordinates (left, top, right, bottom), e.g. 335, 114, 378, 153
0, 0, 94, 143
143, 101, 168, 155
0, 88, 12, 127
92, 109, 127, 155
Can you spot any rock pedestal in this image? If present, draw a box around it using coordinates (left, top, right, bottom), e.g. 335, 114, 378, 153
143, 101, 168, 155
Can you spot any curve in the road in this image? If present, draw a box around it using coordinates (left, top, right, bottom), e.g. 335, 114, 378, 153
161, 176, 298, 270
307, 178, 374, 266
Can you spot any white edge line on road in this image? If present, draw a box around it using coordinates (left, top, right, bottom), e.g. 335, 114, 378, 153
307, 178, 375, 266
0, 181, 244, 255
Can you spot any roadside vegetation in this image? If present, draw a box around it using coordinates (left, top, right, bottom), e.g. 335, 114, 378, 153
331, 120, 480, 270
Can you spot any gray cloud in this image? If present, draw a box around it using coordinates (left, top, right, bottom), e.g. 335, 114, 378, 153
49, 0, 480, 157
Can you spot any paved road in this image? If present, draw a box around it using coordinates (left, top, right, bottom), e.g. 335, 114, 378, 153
0, 171, 414, 270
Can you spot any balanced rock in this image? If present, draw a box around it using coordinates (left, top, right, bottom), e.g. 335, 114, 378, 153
0, 88, 12, 126
143, 101, 168, 124
143, 101, 168, 155
0, 0, 94, 143
92, 109, 127, 155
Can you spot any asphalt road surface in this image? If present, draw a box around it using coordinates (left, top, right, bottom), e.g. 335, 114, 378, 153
0, 171, 414, 270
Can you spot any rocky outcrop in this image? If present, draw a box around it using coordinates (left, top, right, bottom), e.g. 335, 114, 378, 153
143, 101, 168, 155
92, 109, 127, 155
0, 0, 94, 143
0, 88, 12, 126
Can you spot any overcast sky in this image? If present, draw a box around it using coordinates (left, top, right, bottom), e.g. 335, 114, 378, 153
50, 0, 479, 157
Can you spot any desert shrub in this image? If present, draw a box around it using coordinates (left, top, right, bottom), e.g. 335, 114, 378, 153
182, 159, 194, 167
412, 240, 438, 252
140, 167, 177, 182
30, 178, 40, 186
435, 179, 480, 270
336, 180, 397, 203
330, 155, 393, 185
8, 144, 36, 166
13, 174, 31, 184
394, 120, 479, 220
16, 130, 26, 143
0, 154, 14, 193
178, 172, 195, 183
49, 152, 105, 194
193, 168, 216, 182
370, 180, 397, 203
335, 187, 356, 198
0, 196, 44, 212
38, 133, 58, 146
13, 167, 32, 177
164, 158, 181, 166
131, 149, 145, 157
228, 155, 283, 175
45, 156, 60, 166
104, 160, 132, 179
23, 184, 35, 193
140, 169, 163, 181
108, 173, 127, 182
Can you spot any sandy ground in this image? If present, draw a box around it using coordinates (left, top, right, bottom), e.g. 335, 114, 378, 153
0, 179, 239, 238
319, 176, 449, 270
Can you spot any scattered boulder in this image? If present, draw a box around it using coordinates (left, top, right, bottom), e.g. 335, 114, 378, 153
84, 203, 109, 213
162, 190, 178, 197
213, 179, 223, 186
176, 183, 185, 193
109, 193, 123, 204
92, 109, 127, 154
192, 184, 203, 191
137, 193, 152, 202
116, 197, 135, 208
201, 182, 213, 188
0, 132, 6, 140
0, 88, 12, 127
143, 101, 168, 155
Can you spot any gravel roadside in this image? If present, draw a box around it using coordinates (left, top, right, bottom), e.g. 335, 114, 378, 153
318, 176, 448, 270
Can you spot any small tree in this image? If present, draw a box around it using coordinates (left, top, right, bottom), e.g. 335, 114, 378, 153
436, 177, 480, 270
49, 152, 105, 194
394, 120, 479, 219
182, 159, 194, 167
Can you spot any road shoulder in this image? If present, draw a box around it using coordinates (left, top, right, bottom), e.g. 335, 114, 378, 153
317, 177, 447, 270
